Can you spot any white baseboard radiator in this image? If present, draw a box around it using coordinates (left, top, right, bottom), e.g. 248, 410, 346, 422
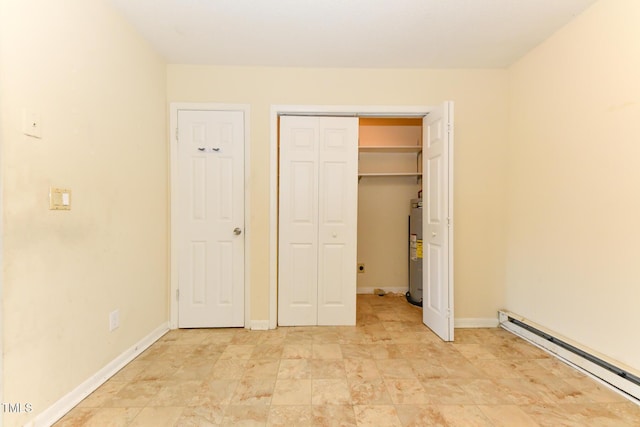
498, 310, 640, 403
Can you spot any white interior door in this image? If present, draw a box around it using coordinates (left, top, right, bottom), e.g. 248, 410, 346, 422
422, 102, 454, 341
177, 110, 244, 328
317, 118, 358, 325
278, 116, 319, 326
278, 116, 358, 326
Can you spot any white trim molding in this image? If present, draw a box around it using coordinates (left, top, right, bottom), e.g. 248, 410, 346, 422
250, 320, 270, 331
269, 104, 434, 330
30, 323, 169, 427
169, 103, 251, 330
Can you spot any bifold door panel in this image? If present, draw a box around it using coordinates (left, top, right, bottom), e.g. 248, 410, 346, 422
278, 116, 358, 326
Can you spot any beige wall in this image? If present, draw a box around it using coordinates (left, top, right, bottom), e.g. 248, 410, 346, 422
167, 66, 510, 322
506, 0, 640, 371
0, 0, 168, 425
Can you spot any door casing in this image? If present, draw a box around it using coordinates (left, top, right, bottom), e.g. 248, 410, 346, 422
269, 104, 452, 330
169, 103, 251, 329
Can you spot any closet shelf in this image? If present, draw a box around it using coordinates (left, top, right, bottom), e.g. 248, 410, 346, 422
358, 172, 422, 177
358, 145, 422, 153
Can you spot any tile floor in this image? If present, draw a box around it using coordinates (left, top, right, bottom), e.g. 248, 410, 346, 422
55, 294, 640, 426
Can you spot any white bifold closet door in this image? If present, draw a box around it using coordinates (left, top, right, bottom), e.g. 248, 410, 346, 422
278, 116, 358, 326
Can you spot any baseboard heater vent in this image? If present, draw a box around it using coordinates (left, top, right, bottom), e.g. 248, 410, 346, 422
498, 310, 640, 403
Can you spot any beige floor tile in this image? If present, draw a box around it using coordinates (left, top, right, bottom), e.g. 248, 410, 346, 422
311, 330, 342, 344
76, 379, 128, 408
209, 358, 248, 379
231, 331, 266, 345
478, 404, 541, 427
563, 376, 629, 403
129, 407, 184, 427
395, 404, 447, 427
52, 407, 97, 427
312, 343, 343, 359
54, 295, 640, 427
271, 379, 312, 405
353, 405, 402, 427
200, 331, 235, 346
219, 344, 255, 360
251, 344, 284, 359
268, 405, 313, 426
408, 358, 448, 381
384, 378, 428, 404
175, 404, 225, 426
311, 405, 356, 426
223, 405, 270, 426
367, 343, 404, 359
133, 361, 181, 381
171, 359, 215, 381
103, 380, 166, 407
348, 378, 392, 405
375, 359, 416, 379
519, 403, 578, 426
340, 344, 372, 359
470, 358, 528, 379
231, 379, 276, 405
312, 379, 351, 405
456, 378, 519, 405
190, 379, 238, 406
554, 403, 636, 427
344, 358, 380, 380
308, 359, 346, 379
242, 359, 281, 379
110, 360, 151, 382
437, 404, 494, 426
541, 378, 595, 404
421, 379, 474, 404
282, 343, 313, 359
151, 380, 203, 406
277, 359, 311, 379
534, 357, 586, 379
601, 401, 640, 425
70, 408, 141, 427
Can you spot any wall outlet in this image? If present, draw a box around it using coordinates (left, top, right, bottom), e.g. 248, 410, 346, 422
357, 263, 365, 274
109, 309, 120, 331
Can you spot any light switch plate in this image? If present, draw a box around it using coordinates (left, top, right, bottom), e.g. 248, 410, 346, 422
49, 187, 71, 210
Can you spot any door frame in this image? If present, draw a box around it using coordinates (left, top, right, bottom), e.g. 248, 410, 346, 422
269, 104, 448, 329
169, 103, 251, 329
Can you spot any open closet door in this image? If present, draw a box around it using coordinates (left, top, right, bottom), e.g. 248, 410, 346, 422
422, 102, 454, 341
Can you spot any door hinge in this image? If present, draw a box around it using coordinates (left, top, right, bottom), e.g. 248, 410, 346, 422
447, 217, 452, 227
176, 289, 180, 301
175, 128, 179, 141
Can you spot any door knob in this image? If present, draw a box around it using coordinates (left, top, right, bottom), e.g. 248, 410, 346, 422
432, 232, 437, 237
233, 227, 242, 235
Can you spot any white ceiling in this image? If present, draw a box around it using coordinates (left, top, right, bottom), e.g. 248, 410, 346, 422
109, 0, 597, 68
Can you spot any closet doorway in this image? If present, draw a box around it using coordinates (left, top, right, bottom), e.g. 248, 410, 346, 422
270, 104, 454, 341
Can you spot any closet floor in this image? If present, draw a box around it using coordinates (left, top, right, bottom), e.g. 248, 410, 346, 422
54, 294, 640, 426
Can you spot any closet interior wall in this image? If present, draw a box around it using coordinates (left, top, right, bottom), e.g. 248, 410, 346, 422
357, 118, 423, 294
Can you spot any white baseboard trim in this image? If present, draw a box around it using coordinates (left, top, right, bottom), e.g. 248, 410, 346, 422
454, 318, 500, 328
251, 320, 270, 330
30, 322, 169, 427
357, 287, 408, 295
